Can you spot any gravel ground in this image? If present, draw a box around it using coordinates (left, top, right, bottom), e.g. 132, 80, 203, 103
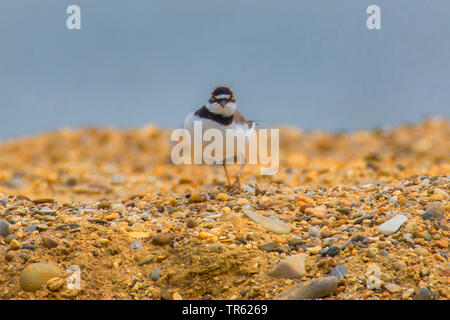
0, 119, 448, 300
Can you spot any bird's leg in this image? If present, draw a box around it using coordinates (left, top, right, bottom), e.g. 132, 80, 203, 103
231, 154, 246, 191
222, 162, 231, 188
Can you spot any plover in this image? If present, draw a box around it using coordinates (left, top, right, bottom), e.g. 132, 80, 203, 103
184, 85, 256, 189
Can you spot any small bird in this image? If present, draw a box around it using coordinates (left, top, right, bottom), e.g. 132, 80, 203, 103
184, 85, 256, 190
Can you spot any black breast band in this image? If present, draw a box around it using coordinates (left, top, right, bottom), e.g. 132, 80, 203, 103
194, 106, 234, 126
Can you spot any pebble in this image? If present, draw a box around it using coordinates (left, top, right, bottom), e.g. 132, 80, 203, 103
20, 252, 30, 261
275, 276, 338, 300
188, 192, 206, 203
323, 237, 336, 246
128, 232, 150, 239
268, 253, 307, 279
199, 232, 218, 241
413, 287, 431, 300
24, 225, 38, 233
384, 283, 401, 293
20, 263, 61, 292
433, 188, 448, 199
220, 212, 243, 227
161, 289, 172, 300
5, 251, 15, 262
388, 196, 398, 205
243, 185, 255, 193
88, 218, 108, 224
216, 193, 228, 201
137, 254, 154, 266
377, 214, 408, 235
46, 277, 64, 291
402, 288, 415, 300
366, 247, 378, 257
151, 268, 161, 281
422, 201, 444, 220
353, 214, 374, 224
7, 239, 21, 251
152, 233, 174, 246
21, 244, 36, 250
0, 219, 11, 237
36, 224, 49, 231
305, 206, 327, 219
186, 218, 198, 228
42, 237, 58, 249
329, 265, 348, 281
111, 203, 128, 215
32, 198, 55, 204
308, 227, 319, 237
259, 242, 279, 252
37, 207, 56, 215
243, 209, 291, 234
5, 233, 18, 243
307, 246, 321, 255
392, 260, 407, 271
420, 267, 429, 276
97, 201, 111, 210
173, 292, 183, 300
414, 246, 429, 256
434, 240, 448, 249
105, 212, 120, 221
327, 246, 340, 257
130, 240, 143, 250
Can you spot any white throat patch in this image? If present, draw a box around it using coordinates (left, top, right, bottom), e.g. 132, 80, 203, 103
206, 102, 236, 117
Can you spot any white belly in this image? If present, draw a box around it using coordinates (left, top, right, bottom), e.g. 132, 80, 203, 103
184, 113, 255, 164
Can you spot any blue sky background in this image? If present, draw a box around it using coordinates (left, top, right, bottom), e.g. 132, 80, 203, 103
0, 0, 449, 139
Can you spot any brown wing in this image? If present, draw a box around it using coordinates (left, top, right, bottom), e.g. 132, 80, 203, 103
233, 111, 255, 128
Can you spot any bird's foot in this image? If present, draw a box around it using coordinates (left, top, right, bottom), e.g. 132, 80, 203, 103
227, 179, 242, 194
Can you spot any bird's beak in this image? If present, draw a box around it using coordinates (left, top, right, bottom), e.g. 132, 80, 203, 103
218, 99, 228, 107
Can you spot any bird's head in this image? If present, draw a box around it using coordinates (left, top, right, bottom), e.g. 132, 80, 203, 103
206, 85, 236, 117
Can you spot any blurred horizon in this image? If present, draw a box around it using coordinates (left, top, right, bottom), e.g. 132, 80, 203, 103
1, 0, 450, 139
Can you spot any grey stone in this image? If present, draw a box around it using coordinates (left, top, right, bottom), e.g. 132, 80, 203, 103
21, 244, 36, 250
151, 268, 161, 281
268, 253, 307, 279
243, 185, 255, 193
24, 225, 38, 233
275, 276, 338, 300
329, 265, 348, 281
422, 202, 444, 221
259, 242, 280, 252
0, 219, 11, 237
323, 237, 336, 246
37, 207, 56, 215
413, 287, 431, 300
243, 209, 291, 234
384, 283, 401, 293
327, 246, 340, 257
377, 214, 408, 235
130, 240, 142, 250
5, 233, 18, 243
353, 214, 375, 224
308, 227, 319, 237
